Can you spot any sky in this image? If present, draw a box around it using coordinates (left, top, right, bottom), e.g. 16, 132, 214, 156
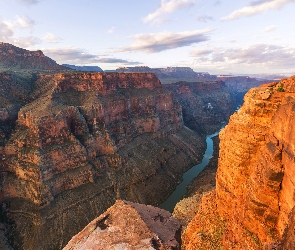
0, 0, 295, 75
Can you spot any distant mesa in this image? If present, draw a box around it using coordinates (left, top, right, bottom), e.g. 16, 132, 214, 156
0, 42, 68, 71
62, 64, 103, 72
115, 66, 211, 80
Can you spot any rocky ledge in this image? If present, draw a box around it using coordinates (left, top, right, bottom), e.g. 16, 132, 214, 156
63, 200, 181, 250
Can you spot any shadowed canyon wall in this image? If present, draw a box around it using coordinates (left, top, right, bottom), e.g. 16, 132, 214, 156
165, 81, 235, 134
0, 42, 68, 71
0, 72, 205, 249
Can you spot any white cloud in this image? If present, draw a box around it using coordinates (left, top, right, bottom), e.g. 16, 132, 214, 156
13, 36, 40, 47
143, 0, 196, 25
197, 15, 215, 22
42, 47, 141, 65
3, 15, 35, 30
15, 15, 35, 28
16, 0, 43, 5
117, 28, 213, 53
107, 27, 115, 34
221, 0, 295, 20
262, 25, 277, 32
0, 22, 14, 41
0, 16, 38, 47
190, 48, 214, 56
190, 44, 295, 70
42, 32, 61, 43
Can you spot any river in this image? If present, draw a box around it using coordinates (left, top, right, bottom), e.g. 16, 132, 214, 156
159, 129, 221, 212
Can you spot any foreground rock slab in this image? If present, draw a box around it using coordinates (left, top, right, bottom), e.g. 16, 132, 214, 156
63, 200, 181, 250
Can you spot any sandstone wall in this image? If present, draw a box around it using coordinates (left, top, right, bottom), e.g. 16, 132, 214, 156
183, 76, 295, 249
0, 72, 205, 249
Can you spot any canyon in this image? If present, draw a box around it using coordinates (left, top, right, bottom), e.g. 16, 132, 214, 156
1, 43, 284, 250
0, 70, 207, 249
0, 43, 236, 250
64, 75, 295, 250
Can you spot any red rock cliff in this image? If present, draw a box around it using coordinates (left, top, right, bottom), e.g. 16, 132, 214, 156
0, 72, 205, 249
183, 75, 295, 249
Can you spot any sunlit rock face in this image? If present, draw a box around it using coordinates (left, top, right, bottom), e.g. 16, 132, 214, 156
0, 72, 205, 249
63, 200, 181, 250
183, 76, 295, 249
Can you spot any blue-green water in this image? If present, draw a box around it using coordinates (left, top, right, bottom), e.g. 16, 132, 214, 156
159, 130, 220, 212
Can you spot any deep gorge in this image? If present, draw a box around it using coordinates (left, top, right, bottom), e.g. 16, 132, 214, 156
0, 43, 269, 250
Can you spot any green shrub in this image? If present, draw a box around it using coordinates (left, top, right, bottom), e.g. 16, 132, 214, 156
277, 84, 285, 92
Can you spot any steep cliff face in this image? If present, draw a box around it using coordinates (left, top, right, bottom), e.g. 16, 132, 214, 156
0, 72, 33, 166
0, 72, 205, 249
63, 200, 181, 250
165, 81, 235, 134
183, 76, 295, 249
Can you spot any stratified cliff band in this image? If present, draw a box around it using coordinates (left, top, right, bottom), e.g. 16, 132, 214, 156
183, 75, 295, 249
0, 72, 204, 249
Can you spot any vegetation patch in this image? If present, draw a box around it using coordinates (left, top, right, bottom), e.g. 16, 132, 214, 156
245, 229, 263, 249
277, 84, 285, 92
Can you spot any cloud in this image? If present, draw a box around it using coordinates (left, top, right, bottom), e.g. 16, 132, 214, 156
251, 0, 273, 5
117, 28, 213, 53
190, 48, 214, 56
16, 0, 43, 5
42, 32, 61, 43
3, 15, 35, 30
13, 36, 40, 47
221, 0, 295, 20
0, 22, 14, 41
107, 27, 115, 34
190, 44, 295, 70
143, 0, 196, 24
197, 15, 215, 22
0, 16, 39, 47
262, 25, 277, 32
15, 15, 35, 28
42, 47, 141, 65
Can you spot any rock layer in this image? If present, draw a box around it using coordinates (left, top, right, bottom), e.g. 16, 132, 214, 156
183, 75, 295, 249
0, 42, 68, 71
0, 72, 205, 249
63, 200, 181, 250
165, 81, 235, 134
